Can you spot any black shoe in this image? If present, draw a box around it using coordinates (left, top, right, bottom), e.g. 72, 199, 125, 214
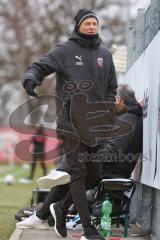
47, 214, 55, 227
50, 203, 67, 237
81, 224, 104, 240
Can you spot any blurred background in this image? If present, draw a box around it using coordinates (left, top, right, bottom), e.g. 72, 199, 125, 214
0, 0, 150, 127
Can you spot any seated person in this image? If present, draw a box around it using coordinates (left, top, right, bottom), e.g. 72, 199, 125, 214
16, 84, 143, 237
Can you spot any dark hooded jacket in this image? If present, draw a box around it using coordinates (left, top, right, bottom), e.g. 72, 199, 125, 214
23, 31, 117, 137
101, 103, 143, 178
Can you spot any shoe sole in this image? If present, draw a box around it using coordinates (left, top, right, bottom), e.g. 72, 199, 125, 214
50, 203, 61, 237
16, 223, 49, 230
37, 175, 70, 189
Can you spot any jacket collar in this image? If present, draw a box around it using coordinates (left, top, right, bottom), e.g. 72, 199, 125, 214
69, 31, 102, 49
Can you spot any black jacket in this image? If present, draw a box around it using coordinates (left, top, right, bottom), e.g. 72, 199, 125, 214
101, 103, 143, 178
23, 32, 117, 136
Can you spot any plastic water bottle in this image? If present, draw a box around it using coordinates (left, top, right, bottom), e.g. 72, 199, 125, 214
100, 195, 112, 238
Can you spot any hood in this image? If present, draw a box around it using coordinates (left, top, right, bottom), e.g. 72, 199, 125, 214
127, 103, 143, 117
69, 31, 102, 49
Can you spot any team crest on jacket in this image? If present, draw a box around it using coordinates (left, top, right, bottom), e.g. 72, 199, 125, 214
97, 57, 103, 68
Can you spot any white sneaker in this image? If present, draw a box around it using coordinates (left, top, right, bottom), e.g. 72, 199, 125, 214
37, 170, 71, 189
16, 212, 49, 230
66, 215, 82, 231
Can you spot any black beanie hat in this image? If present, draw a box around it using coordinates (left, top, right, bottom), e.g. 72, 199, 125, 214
75, 8, 98, 32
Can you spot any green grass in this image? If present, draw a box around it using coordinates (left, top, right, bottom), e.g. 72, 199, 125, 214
0, 163, 54, 240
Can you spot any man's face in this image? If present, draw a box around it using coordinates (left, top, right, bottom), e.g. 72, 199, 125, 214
79, 17, 99, 35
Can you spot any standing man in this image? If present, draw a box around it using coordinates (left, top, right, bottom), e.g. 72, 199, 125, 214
23, 8, 117, 240
28, 124, 47, 180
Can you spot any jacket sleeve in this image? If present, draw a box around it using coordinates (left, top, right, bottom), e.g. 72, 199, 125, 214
105, 130, 134, 157
105, 53, 118, 102
23, 48, 62, 86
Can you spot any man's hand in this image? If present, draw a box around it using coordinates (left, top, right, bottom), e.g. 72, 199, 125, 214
23, 80, 38, 98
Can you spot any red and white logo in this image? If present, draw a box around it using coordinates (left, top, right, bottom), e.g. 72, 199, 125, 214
97, 57, 103, 68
